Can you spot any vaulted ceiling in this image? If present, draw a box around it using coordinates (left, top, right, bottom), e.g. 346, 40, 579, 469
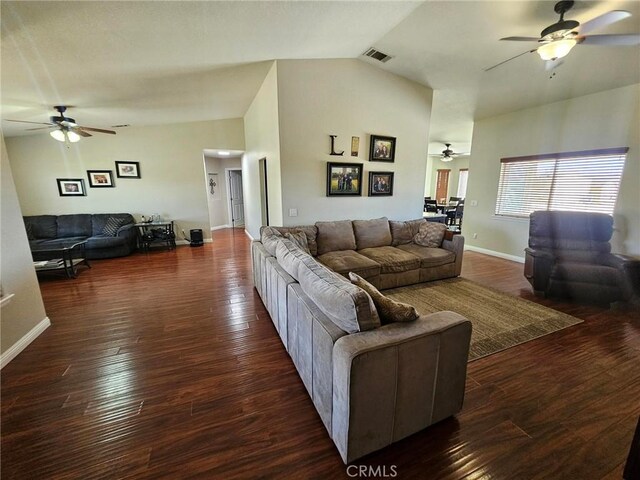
2, 1, 639, 156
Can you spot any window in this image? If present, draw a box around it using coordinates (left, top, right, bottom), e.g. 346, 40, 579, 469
457, 169, 468, 199
495, 148, 627, 218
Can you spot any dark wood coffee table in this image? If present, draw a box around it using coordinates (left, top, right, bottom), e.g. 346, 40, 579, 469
32, 241, 90, 278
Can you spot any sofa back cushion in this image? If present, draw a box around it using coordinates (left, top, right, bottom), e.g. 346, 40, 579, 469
353, 217, 392, 250
529, 211, 613, 253
389, 218, 426, 246
91, 214, 134, 236
23, 215, 58, 239
260, 225, 318, 256
57, 214, 92, 238
316, 220, 356, 255
276, 239, 380, 333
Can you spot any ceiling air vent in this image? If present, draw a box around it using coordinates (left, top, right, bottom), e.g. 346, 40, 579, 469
363, 48, 393, 63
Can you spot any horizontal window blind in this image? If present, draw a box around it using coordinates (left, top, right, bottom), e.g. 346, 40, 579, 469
495, 149, 626, 218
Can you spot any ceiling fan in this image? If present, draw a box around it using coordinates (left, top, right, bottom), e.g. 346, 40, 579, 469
485, 0, 640, 72
431, 143, 469, 162
6, 106, 116, 143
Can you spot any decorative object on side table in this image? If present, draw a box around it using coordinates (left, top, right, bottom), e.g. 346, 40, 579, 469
115, 161, 141, 178
369, 135, 396, 162
368, 172, 394, 196
87, 170, 115, 188
56, 178, 87, 196
326, 162, 363, 196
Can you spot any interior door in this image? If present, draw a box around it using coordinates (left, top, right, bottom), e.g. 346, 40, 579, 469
436, 169, 450, 204
229, 170, 244, 227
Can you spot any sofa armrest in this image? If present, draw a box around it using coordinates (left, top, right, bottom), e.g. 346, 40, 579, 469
116, 224, 138, 245
442, 234, 464, 276
331, 311, 471, 463
599, 253, 640, 302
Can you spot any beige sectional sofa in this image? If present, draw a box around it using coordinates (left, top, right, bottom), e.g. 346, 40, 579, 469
251, 217, 471, 463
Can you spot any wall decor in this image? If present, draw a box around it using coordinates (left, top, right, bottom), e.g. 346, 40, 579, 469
57, 178, 87, 197
115, 161, 141, 178
329, 135, 344, 156
351, 136, 360, 157
368, 171, 394, 196
326, 162, 363, 196
369, 135, 396, 162
87, 170, 115, 188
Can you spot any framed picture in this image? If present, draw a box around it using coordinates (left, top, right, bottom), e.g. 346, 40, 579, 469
369, 135, 396, 162
87, 170, 115, 188
57, 178, 86, 196
326, 162, 363, 196
368, 172, 394, 196
115, 161, 141, 178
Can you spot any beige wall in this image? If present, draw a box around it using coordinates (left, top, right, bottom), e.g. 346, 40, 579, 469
243, 62, 283, 239
275, 59, 432, 225
464, 83, 640, 259
204, 156, 242, 228
1, 135, 48, 361
425, 156, 470, 201
5, 119, 244, 240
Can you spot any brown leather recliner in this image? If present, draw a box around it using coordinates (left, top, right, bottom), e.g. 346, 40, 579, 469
524, 211, 640, 306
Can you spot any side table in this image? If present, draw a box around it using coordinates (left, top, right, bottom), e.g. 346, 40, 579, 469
135, 221, 176, 251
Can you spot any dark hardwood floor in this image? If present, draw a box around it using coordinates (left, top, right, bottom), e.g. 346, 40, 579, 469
2, 229, 639, 479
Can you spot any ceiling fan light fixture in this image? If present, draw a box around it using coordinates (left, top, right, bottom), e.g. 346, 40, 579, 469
537, 38, 577, 60
67, 130, 81, 143
50, 129, 66, 142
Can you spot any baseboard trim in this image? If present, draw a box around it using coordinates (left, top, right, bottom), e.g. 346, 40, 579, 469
465, 245, 525, 264
245, 229, 255, 241
1, 316, 51, 369
210, 225, 231, 231
175, 239, 213, 245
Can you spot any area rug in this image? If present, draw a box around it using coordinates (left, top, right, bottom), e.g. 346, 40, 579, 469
385, 277, 583, 361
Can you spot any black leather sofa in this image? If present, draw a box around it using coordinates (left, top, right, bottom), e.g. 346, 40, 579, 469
24, 213, 138, 260
524, 210, 640, 306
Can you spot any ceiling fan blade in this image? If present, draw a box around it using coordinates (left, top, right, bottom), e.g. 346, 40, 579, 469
71, 128, 92, 138
77, 126, 116, 135
484, 49, 536, 72
579, 10, 631, 35
578, 34, 640, 46
25, 125, 58, 131
500, 36, 540, 42
6, 119, 55, 126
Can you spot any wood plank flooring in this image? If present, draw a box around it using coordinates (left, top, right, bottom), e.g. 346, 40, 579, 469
2, 228, 639, 479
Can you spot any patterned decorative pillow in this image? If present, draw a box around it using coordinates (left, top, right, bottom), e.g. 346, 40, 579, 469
285, 230, 311, 254
413, 222, 447, 248
349, 272, 419, 325
102, 217, 125, 236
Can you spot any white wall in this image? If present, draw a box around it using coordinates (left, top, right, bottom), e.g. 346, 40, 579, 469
243, 62, 283, 239
464, 83, 640, 258
5, 119, 244, 240
1, 135, 48, 361
276, 59, 432, 225
204, 156, 242, 228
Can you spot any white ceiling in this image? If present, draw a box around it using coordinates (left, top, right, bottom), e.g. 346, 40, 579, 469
2, 1, 639, 156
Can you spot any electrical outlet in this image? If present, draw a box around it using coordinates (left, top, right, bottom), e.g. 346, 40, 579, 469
473, 233, 478, 239
289, 208, 298, 217
470, 200, 478, 207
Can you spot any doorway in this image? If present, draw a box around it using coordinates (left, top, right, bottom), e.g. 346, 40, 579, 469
226, 168, 245, 228
436, 169, 450, 204
258, 158, 269, 226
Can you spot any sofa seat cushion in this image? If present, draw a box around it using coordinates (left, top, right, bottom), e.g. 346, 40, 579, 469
57, 214, 92, 237
396, 244, 455, 268
352, 217, 392, 250
358, 246, 420, 274
86, 235, 129, 249
316, 220, 356, 255
276, 239, 380, 333
551, 262, 620, 286
317, 250, 381, 279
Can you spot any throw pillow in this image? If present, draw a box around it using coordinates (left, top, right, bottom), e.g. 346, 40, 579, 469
285, 230, 311, 254
349, 272, 419, 325
413, 222, 447, 248
102, 217, 124, 236
261, 226, 284, 256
